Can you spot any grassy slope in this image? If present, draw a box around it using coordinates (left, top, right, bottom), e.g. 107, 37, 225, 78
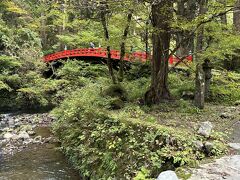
50, 62, 240, 179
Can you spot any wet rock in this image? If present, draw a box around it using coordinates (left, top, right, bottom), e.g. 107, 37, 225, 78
19, 125, 33, 132
18, 131, 30, 140
14, 122, 21, 128
3, 127, 13, 132
38, 119, 43, 124
0, 113, 54, 156
181, 91, 194, 100
204, 142, 214, 154
194, 141, 204, 150
12, 134, 19, 141
198, 121, 213, 137
0, 121, 6, 127
43, 137, 51, 143
234, 100, 240, 106
157, 170, 179, 180
33, 136, 42, 143
165, 135, 171, 145
28, 131, 36, 136
228, 143, 240, 150
3, 132, 13, 139
8, 119, 15, 128
220, 112, 231, 119
23, 139, 33, 145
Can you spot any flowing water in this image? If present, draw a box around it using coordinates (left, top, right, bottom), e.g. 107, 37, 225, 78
0, 143, 80, 180
0, 114, 81, 180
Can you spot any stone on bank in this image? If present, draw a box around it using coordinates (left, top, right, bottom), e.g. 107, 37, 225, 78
157, 170, 179, 180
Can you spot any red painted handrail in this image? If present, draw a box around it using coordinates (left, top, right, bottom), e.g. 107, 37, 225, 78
43, 48, 192, 65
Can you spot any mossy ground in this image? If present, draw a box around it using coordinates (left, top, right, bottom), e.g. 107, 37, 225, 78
148, 103, 239, 135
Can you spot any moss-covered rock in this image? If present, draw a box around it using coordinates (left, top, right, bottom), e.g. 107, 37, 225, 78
109, 98, 125, 110
103, 84, 128, 101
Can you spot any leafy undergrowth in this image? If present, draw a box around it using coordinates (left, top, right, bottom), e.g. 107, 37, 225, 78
169, 69, 240, 105
49, 61, 240, 179
210, 70, 240, 104
51, 79, 228, 179
1, 59, 235, 178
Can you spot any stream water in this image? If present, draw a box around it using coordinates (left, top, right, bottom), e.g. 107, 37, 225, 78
0, 143, 80, 180
0, 113, 81, 180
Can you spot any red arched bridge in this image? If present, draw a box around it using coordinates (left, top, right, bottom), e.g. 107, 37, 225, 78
43, 48, 193, 64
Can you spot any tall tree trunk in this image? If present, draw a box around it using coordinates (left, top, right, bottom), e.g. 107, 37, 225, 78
145, 19, 150, 58
234, 0, 240, 31
194, 64, 205, 109
194, 0, 208, 108
39, 0, 48, 50
176, 0, 196, 57
118, 11, 133, 82
232, 0, 240, 70
220, 0, 227, 24
144, 1, 173, 104
40, 6, 47, 50
100, 2, 116, 84
196, 0, 208, 55
176, 0, 186, 57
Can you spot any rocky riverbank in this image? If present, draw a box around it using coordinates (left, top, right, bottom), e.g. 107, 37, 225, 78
0, 113, 58, 156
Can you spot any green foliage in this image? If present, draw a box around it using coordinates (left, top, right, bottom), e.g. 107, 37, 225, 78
103, 84, 128, 101
52, 81, 227, 179
168, 72, 195, 98
177, 100, 201, 114
108, 98, 125, 110
0, 81, 12, 91
123, 77, 150, 101
134, 167, 152, 180
210, 140, 228, 156
167, 70, 240, 105
16, 87, 48, 108
199, 21, 240, 65
58, 60, 108, 81
0, 56, 21, 73
57, 20, 102, 49
175, 167, 191, 180
126, 62, 151, 81
210, 70, 240, 104
0, 1, 238, 179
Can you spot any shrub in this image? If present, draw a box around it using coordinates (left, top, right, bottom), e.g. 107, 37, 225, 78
52, 82, 227, 179
16, 87, 48, 109
57, 60, 109, 81
124, 77, 150, 102
126, 62, 151, 81
210, 70, 240, 104
168, 72, 195, 99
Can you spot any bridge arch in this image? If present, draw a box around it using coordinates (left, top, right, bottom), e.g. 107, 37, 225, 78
44, 48, 148, 63
43, 48, 193, 65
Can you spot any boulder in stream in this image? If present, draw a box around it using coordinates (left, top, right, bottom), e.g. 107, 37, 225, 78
18, 131, 30, 140
3, 132, 13, 140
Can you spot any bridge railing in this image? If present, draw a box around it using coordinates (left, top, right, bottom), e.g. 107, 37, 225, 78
43, 48, 192, 64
